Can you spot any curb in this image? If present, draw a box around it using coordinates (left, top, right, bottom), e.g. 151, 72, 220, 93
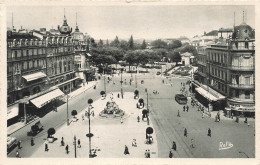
8, 117, 40, 136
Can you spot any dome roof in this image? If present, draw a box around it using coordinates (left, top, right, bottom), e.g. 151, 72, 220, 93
232, 22, 255, 40
58, 16, 72, 35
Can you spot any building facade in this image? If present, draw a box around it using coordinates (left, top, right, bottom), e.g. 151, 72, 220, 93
192, 21, 255, 117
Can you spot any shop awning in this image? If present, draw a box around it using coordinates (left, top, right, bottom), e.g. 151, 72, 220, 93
195, 87, 225, 101
30, 89, 64, 108
7, 104, 19, 120
22, 72, 46, 82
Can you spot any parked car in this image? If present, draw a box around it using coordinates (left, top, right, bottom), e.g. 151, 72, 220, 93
27, 121, 43, 136
7, 136, 17, 152
175, 94, 188, 104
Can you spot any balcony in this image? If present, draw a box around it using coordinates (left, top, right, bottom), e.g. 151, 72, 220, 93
228, 84, 254, 89
231, 46, 255, 51
229, 65, 254, 71
7, 54, 46, 62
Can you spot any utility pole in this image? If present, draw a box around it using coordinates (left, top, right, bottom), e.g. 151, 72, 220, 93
120, 69, 123, 98
104, 76, 106, 94
135, 74, 137, 89
74, 135, 77, 158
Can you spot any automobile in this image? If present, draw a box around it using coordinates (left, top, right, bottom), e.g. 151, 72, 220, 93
175, 94, 188, 105
7, 136, 17, 152
27, 121, 44, 136
156, 72, 161, 75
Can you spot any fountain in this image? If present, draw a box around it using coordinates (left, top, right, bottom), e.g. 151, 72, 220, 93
99, 94, 125, 118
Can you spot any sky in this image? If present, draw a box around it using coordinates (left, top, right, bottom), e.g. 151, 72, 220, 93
7, 5, 255, 40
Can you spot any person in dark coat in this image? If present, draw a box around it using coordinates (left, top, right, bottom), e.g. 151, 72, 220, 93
172, 141, 177, 151
169, 151, 173, 158
77, 139, 81, 148
61, 137, 64, 146
45, 142, 48, 152
184, 128, 187, 137
244, 117, 248, 123
186, 106, 189, 112
208, 128, 211, 137
65, 145, 69, 154
137, 116, 140, 122
17, 140, 21, 149
177, 110, 180, 117
147, 149, 150, 158
31, 137, 34, 146
124, 145, 130, 155
183, 106, 185, 112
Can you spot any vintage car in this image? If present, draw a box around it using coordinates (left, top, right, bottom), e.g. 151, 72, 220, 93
27, 121, 43, 136
7, 136, 17, 152
175, 94, 188, 105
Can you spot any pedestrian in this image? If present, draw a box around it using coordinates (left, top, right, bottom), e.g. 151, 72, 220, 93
236, 116, 239, 123
190, 139, 194, 148
17, 140, 21, 149
132, 139, 137, 147
45, 141, 48, 152
31, 137, 34, 146
172, 141, 176, 151
145, 150, 148, 158
208, 128, 211, 137
124, 145, 130, 155
147, 117, 150, 125
186, 105, 189, 112
61, 137, 65, 146
244, 117, 248, 123
120, 117, 123, 124
137, 116, 140, 122
77, 139, 81, 148
169, 150, 173, 158
82, 114, 84, 121
118, 93, 120, 98
147, 149, 150, 158
181, 82, 182, 86
16, 150, 20, 158
65, 145, 69, 154
183, 106, 185, 112
177, 110, 180, 117
184, 128, 187, 137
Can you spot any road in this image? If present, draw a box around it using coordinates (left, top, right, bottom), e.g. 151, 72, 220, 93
8, 67, 255, 158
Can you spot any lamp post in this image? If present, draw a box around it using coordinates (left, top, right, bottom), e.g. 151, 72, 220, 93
21, 96, 29, 124
135, 74, 137, 89
86, 99, 95, 158
120, 68, 123, 98
74, 135, 77, 158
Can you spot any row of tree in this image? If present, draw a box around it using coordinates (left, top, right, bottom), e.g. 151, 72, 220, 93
89, 35, 197, 69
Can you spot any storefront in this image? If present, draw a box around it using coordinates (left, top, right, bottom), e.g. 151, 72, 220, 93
226, 100, 255, 117
194, 86, 226, 111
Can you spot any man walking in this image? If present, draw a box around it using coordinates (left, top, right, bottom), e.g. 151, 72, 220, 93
61, 137, 65, 146
208, 128, 211, 137
124, 145, 130, 155
31, 137, 34, 146
183, 106, 185, 112
147, 149, 150, 158
45, 141, 48, 152
169, 151, 173, 158
78, 139, 81, 148
177, 110, 180, 117
17, 140, 21, 149
65, 145, 69, 154
186, 105, 189, 112
172, 141, 177, 151
184, 128, 187, 137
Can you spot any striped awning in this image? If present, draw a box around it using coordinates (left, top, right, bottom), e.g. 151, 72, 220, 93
30, 89, 64, 108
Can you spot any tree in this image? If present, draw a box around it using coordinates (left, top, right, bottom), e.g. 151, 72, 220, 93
168, 40, 182, 49
110, 36, 120, 47
88, 99, 93, 105
119, 40, 129, 51
71, 110, 78, 118
128, 35, 134, 50
47, 128, 56, 138
90, 38, 97, 48
106, 39, 109, 47
168, 51, 182, 65
141, 40, 147, 49
100, 91, 106, 96
151, 39, 167, 49
98, 39, 104, 47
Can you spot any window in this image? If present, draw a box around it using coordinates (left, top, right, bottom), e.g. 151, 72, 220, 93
26, 50, 29, 56
245, 91, 250, 99
14, 51, 17, 58
245, 77, 250, 85
235, 89, 239, 98
245, 42, 249, 49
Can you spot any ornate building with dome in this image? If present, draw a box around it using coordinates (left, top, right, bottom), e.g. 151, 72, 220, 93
192, 16, 255, 118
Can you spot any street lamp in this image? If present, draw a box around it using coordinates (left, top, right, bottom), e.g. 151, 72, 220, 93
86, 99, 95, 158
120, 68, 124, 98
21, 96, 29, 124
74, 135, 77, 158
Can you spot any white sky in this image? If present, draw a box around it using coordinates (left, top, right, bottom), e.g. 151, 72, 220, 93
7, 5, 255, 40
